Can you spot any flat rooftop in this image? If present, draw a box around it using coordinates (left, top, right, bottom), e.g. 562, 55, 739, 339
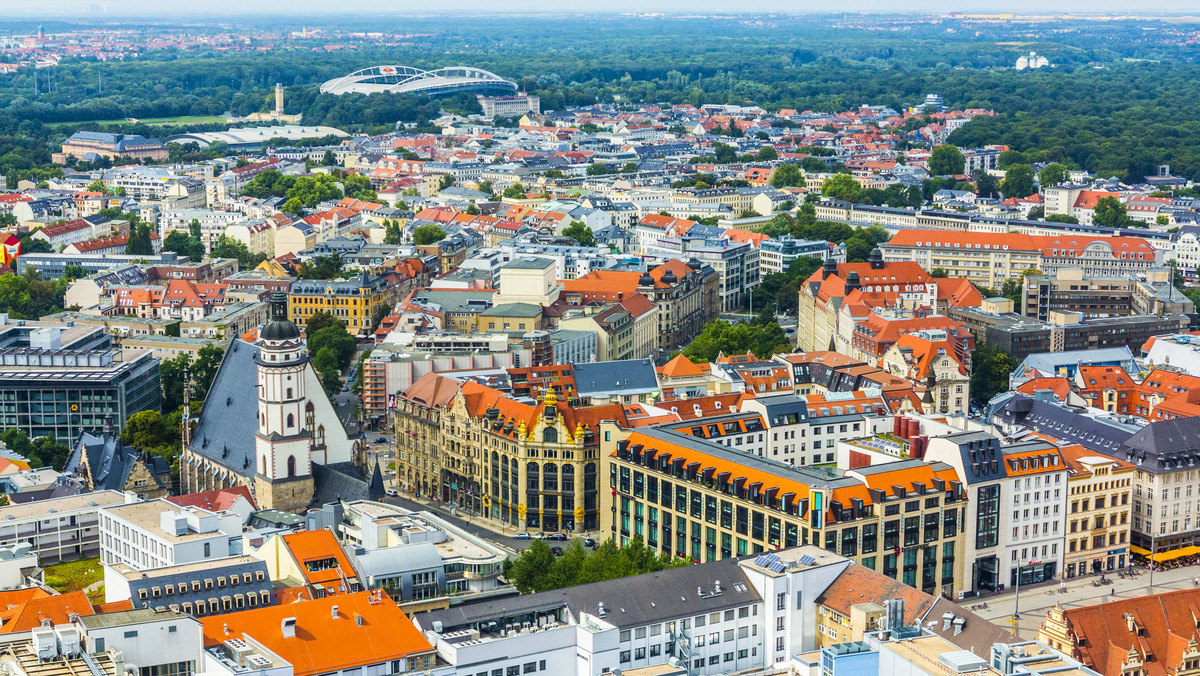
0, 490, 126, 521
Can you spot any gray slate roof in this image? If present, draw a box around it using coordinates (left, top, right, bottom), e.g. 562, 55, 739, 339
418, 556, 759, 632
573, 358, 659, 397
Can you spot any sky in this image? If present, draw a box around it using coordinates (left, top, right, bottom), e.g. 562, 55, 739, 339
8, 0, 1200, 16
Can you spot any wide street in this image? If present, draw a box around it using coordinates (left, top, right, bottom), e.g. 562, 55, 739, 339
974, 564, 1200, 638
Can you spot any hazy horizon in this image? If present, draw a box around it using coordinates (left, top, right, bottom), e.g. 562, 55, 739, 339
5, 1, 1200, 19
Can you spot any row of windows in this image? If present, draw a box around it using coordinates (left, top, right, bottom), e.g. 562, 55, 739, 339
137, 571, 265, 599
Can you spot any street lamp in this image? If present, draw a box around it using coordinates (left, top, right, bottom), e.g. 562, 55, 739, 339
1011, 558, 1041, 639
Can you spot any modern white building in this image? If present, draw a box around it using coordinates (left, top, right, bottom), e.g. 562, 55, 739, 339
99, 499, 242, 571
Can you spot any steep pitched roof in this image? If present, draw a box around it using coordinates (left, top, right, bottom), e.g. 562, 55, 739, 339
167, 486, 257, 513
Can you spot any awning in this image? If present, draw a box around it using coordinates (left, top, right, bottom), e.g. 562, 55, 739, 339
1151, 545, 1200, 563
1130, 545, 1151, 556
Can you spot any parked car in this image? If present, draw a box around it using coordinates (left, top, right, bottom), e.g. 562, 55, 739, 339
533, 532, 546, 539
374, 437, 388, 443
341, 386, 349, 392
583, 537, 596, 548
551, 546, 564, 556
546, 533, 568, 541
513, 532, 532, 540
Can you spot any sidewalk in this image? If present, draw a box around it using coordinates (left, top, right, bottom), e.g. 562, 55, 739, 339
972, 564, 1200, 638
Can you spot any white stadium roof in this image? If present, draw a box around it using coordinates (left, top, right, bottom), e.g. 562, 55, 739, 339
320, 65, 518, 96
165, 126, 349, 148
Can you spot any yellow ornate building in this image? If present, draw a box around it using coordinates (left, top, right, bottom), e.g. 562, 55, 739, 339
393, 372, 629, 532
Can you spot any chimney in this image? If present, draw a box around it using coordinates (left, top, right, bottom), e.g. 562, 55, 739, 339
275, 83, 284, 115
281, 617, 297, 638
331, 605, 339, 619
355, 614, 364, 627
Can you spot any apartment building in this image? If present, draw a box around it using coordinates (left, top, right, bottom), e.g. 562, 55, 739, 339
601, 426, 967, 598
1060, 446, 1134, 579
758, 235, 841, 275
0, 490, 127, 564
880, 231, 1042, 289
103, 555, 274, 617
289, 272, 392, 338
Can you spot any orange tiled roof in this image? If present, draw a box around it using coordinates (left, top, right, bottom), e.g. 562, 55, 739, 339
281, 529, 357, 588
658, 354, 706, 378
0, 589, 93, 633
200, 591, 433, 676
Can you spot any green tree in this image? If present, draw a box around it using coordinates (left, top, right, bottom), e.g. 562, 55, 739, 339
1001, 164, 1035, 198
971, 343, 1018, 404
931, 267, 948, 278
126, 223, 155, 256
1038, 162, 1070, 188
322, 150, 337, 167
929, 145, 966, 176
121, 410, 171, 449
304, 311, 344, 337
297, 254, 345, 280
86, 179, 106, 194
412, 225, 447, 246
975, 172, 999, 198
683, 317, 790, 362
439, 174, 455, 190
1046, 213, 1080, 224
770, 163, 805, 189
822, 173, 860, 202
309, 325, 356, 370
503, 183, 527, 199
383, 220, 403, 245
713, 143, 737, 164
844, 236, 874, 263
1157, 214, 1170, 226
313, 347, 343, 397
756, 146, 778, 161
562, 221, 596, 247
621, 162, 640, 174
1093, 196, 1129, 228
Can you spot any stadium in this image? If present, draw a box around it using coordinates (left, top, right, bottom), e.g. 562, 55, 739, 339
319, 66, 519, 97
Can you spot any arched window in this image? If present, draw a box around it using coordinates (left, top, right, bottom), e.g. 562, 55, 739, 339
543, 463, 558, 491
261, 456, 267, 475
305, 402, 316, 432
561, 465, 574, 492
316, 424, 325, 446
286, 413, 294, 428
527, 462, 539, 490
543, 427, 558, 443
287, 456, 296, 478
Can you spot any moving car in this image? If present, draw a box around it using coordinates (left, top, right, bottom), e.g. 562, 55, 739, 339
385, 490, 398, 497
551, 546, 563, 556
374, 437, 388, 443
583, 537, 596, 548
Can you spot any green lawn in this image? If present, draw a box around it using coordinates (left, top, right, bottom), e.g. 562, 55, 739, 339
46, 115, 228, 129
43, 557, 104, 603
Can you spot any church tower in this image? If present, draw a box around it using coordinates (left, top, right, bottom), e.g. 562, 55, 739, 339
253, 291, 314, 511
